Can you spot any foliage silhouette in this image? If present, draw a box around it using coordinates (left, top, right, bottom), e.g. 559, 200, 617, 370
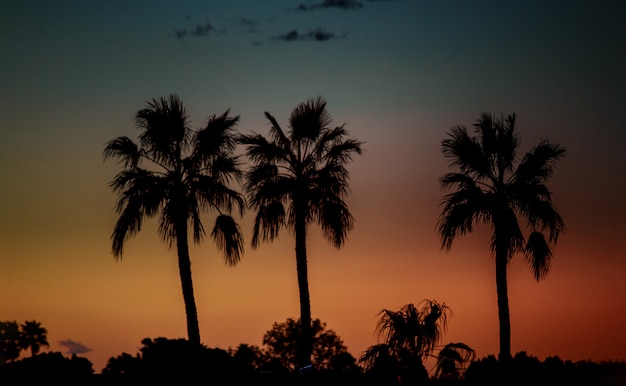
101, 352, 141, 379
19, 320, 49, 356
0, 321, 21, 364
238, 96, 363, 368
434, 342, 476, 381
462, 352, 626, 386
436, 113, 566, 360
262, 317, 358, 373
360, 300, 474, 384
102, 337, 237, 385
0, 320, 50, 364
0, 352, 93, 385
103, 94, 245, 344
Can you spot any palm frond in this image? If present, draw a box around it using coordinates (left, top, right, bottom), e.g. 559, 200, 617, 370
513, 140, 566, 185
243, 164, 279, 193
239, 132, 290, 165
207, 153, 244, 185
193, 109, 240, 162
441, 125, 492, 179
322, 138, 364, 166
358, 344, 396, 371
111, 199, 144, 258
103, 136, 140, 168
289, 96, 331, 141
211, 215, 244, 266
439, 172, 481, 192
110, 169, 167, 257
251, 201, 286, 248
312, 164, 350, 197
193, 175, 245, 215
245, 172, 293, 209
524, 231, 553, 281
135, 94, 191, 168
437, 186, 488, 251
263, 112, 291, 151
496, 113, 520, 174
474, 113, 497, 157
317, 198, 354, 248
512, 186, 564, 243
434, 342, 475, 380
313, 125, 348, 157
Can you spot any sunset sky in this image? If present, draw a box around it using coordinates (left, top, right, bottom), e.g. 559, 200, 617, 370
2, 0, 625, 373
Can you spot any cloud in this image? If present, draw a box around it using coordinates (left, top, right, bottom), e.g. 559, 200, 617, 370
233, 17, 259, 30
174, 22, 222, 40
296, 0, 364, 11
272, 28, 348, 42
58, 339, 93, 355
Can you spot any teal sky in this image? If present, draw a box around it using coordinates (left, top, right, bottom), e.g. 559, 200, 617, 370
2, 0, 626, 372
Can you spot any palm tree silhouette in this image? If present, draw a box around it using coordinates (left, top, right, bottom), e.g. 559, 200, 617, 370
0, 321, 21, 364
103, 94, 245, 345
360, 301, 451, 384
238, 96, 363, 368
434, 342, 476, 380
436, 113, 565, 360
19, 320, 49, 356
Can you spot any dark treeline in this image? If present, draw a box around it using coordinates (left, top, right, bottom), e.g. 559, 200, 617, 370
1, 331, 625, 385
2, 317, 626, 385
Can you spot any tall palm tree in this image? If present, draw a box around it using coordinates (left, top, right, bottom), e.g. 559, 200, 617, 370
238, 96, 363, 368
19, 320, 49, 356
103, 94, 245, 345
436, 113, 565, 360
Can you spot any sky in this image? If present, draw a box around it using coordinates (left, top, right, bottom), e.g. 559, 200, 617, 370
2, 0, 626, 373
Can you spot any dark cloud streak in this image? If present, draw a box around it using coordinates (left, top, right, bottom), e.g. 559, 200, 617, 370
296, 0, 364, 11
174, 22, 221, 40
272, 28, 348, 42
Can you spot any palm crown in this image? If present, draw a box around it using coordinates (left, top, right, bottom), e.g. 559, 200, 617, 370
437, 113, 565, 279
239, 96, 363, 247
103, 94, 244, 262
19, 320, 49, 356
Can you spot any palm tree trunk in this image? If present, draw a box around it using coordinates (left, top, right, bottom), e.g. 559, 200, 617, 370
495, 249, 511, 361
295, 208, 313, 369
175, 217, 201, 345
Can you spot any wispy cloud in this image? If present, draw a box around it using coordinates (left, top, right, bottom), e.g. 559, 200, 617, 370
174, 22, 223, 40
58, 339, 93, 355
232, 17, 260, 30
272, 28, 348, 42
296, 0, 364, 11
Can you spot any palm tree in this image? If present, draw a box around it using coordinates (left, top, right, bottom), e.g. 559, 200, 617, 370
103, 94, 245, 345
436, 113, 565, 360
0, 321, 21, 364
360, 300, 451, 384
19, 320, 49, 356
238, 96, 363, 368
434, 342, 476, 380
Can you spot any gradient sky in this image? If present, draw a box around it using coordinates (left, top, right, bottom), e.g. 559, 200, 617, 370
2, 0, 625, 373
